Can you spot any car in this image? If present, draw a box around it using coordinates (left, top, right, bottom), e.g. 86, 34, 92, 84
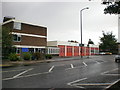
99, 52, 106, 55
105, 52, 112, 55
115, 55, 120, 63
99, 52, 112, 55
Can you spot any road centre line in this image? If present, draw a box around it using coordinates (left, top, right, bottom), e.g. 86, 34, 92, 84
83, 62, 87, 67
13, 68, 33, 78
49, 66, 54, 72
105, 79, 120, 89
3, 71, 51, 81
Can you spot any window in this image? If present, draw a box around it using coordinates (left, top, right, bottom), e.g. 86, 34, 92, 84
16, 48, 21, 54
13, 35, 17, 41
13, 34, 21, 42
13, 22, 21, 30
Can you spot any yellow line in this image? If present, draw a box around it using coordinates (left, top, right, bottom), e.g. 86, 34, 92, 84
0, 65, 11, 66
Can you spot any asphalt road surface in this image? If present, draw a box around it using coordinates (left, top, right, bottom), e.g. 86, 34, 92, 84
2, 55, 120, 89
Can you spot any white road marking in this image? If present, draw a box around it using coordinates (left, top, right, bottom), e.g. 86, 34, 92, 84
106, 79, 120, 89
70, 64, 74, 68
67, 78, 87, 88
2, 77, 16, 81
3, 71, 51, 81
101, 68, 118, 75
67, 78, 87, 85
49, 66, 54, 72
83, 62, 87, 67
13, 68, 33, 78
102, 74, 120, 76
95, 61, 101, 64
69, 84, 85, 88
74, 83, 112, 86
1, 68, 26, 73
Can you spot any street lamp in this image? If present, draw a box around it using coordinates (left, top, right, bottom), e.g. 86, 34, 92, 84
80, 7, 89, 58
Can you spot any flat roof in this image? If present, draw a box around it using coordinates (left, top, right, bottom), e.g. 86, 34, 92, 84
2, 19, 47, 28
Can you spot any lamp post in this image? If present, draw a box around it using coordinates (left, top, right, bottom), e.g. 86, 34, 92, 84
80, 7, 89, 58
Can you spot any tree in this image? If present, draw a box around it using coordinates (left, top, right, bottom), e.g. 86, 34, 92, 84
2, 27, 15, 59
102, 0, 120, 14
99, 31, 118, 54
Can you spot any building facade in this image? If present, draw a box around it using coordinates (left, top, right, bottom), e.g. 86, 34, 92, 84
47, 41, 99, 57
2, 19, 47, 54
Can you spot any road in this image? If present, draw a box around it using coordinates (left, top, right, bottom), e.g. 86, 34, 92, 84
2, 55, 120, 89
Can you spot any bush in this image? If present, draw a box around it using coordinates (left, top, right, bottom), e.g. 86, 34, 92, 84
32, 52, 45, 60
23, 52, 31, 60
45, 54, 52, 59
9, 53, 19, 61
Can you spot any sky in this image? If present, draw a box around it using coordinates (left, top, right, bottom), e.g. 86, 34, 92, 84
1, 0, 118, 45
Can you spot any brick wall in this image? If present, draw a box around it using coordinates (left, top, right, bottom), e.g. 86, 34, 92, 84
2, 21, 47, 47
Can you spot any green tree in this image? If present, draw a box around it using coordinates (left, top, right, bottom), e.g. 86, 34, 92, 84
102, 1, 120, 14
99, 31, 118, 54
2, 27, 15, 59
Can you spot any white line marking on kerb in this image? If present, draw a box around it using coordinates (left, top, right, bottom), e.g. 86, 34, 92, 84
71, 64, 74, 68
83, 62, 87, 67
49, 66, 54, 72
13, 68, 33, 78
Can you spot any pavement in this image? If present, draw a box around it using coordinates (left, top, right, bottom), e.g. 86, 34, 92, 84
1, 55, 120, 89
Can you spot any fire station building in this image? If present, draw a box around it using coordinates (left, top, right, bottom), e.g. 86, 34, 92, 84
47, 41, 99, 57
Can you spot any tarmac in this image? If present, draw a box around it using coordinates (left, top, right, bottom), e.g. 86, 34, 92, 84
1, 56, 120, 89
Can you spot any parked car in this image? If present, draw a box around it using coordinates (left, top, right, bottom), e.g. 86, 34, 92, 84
99, 52, 112, 55
99, 52, 106, 55
115, 55, 120, 63
105, 52, 112, 55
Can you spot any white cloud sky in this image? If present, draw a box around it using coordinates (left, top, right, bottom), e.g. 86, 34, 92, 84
1, 1, 118, 45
